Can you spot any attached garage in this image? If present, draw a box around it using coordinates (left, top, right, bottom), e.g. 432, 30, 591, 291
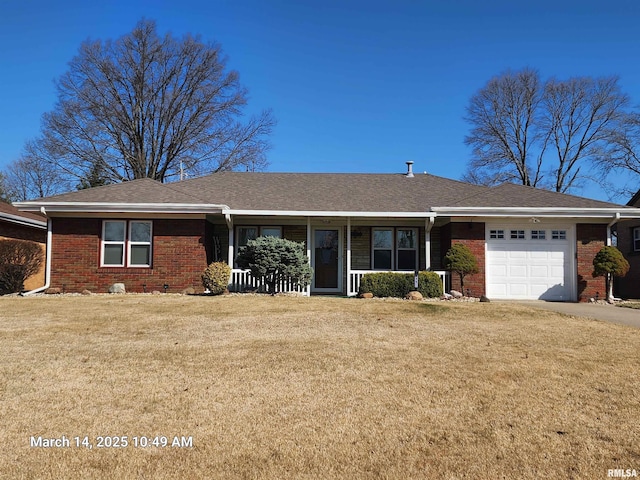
485, 224, 575, 301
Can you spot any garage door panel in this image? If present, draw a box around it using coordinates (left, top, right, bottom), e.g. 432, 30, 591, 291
486, 225, 572, 301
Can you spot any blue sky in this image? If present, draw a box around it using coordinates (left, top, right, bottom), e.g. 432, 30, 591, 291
2, 0, 640, 201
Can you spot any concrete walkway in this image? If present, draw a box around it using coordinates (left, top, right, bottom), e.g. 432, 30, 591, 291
516, 301, 640, 329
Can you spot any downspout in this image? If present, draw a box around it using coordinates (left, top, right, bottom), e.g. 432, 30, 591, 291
606, 212, 621, 246
23, 208, 52, 295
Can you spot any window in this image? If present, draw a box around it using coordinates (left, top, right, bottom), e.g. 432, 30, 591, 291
510, 230, 525, 239
372, 229, 393, 269
372, 227, 418, 271
101, 220, 152, 267
634, 227, 640, 251
489, 230, 504, 239
235, 227, 283, 266
396, 228, 418, 270
552, 230, 567, 240
531, 230, 546, 240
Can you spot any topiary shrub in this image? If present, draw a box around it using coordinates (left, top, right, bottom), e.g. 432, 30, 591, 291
202, 261, 231, 295
0, 239, 44, 295
236, 236, 312, 294
359, 271, 443, 298
592, 245, 629, 302
444, 243, 479, 291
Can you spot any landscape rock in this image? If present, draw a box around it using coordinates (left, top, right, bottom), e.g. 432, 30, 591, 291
45, 287, 61, 295
181, 287, 196, 295
81, 289, 92, 296
108, 283, 126, 294
152, 290, 161, 295
405, 291, 423, 301
450, 290, 463, 298
358, 292, 374, 299
480, 295, 491, 303
441, 293, 453, 300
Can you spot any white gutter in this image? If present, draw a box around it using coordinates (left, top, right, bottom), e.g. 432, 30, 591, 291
23, 213, 52, 295
13, 202, 230, 214
431, 206, 640, 218
607, 212, 621, 246
0, 212, 47, 229
222, 209, 437, 218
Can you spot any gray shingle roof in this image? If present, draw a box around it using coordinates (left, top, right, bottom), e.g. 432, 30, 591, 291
170, 172, 489, 212
18, 171, 629, 212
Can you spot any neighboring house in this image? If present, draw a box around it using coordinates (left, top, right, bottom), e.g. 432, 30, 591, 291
15, 164, 640, 300
0, 202, 48, 291
613, 190, 640, 299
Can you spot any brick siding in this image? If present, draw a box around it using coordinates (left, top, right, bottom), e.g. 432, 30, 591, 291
448, 222, 486, 297
614, 220, 640, 299
50, 218, 207, 293
576, 224, 607, 302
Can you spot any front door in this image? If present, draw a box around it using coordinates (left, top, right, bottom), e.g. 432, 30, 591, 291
312, 228, 342, 293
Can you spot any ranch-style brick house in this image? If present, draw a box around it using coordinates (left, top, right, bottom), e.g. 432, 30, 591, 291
0, 202, 47, 291
15, 163, 640, 301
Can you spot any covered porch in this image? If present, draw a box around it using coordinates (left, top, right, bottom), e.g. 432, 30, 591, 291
210, 213, 450, 296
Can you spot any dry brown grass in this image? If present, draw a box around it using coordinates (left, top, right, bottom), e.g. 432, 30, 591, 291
0, 294, 639, 479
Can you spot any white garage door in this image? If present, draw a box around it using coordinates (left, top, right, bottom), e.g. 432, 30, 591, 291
486, 225, 574, 301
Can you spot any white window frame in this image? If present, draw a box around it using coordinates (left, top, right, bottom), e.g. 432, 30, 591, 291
552, 229, 567, 240
372, 228, 394, 270
371, 227, 418, 271
490, 229, 505, 239
128, 221, 153, 267
531, 230, 546, 240
101, 220, 153, 268
101, 220, 126, 267
633, 227, 640, 252
510, 230, 525, 239
396, 228, 419, 271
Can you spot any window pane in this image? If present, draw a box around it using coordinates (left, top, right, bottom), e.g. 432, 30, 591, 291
238, 227, 258, 247
261, 227, 282, 238
104, 244, 124, 265
397, 250, 417, 270
130, 222, 151, 242
373, 229, 393, 249
373, 250, 392, 269
130, 245, 150, 266
397, 229, 416, 249
104, 221, 125, 241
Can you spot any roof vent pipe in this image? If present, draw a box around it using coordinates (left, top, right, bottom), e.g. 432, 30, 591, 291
405, 161, 414, 178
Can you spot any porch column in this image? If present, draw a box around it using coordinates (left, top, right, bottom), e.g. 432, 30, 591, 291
306, 217, 311, 296
347, 216, 352, 296
226, 213, 234, 266
425, 217, 434, 270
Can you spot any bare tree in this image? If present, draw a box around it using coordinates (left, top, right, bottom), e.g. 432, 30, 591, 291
464, 68, 546, 188
35, 19, 275, 184
542, 76, 629, 193
2, 140, 72, 201
464, 69, 631, 194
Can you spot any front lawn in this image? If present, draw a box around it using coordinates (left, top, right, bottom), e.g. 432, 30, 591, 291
1, 295, 638, 479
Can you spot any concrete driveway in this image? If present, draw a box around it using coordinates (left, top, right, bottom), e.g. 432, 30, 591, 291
517, 301, 640, 329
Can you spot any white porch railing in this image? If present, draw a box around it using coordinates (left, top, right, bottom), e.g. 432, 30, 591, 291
348, 270, 449, 297
230, 269, 308, 295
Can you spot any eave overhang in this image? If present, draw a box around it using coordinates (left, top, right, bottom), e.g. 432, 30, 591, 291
14, 202, 230, 215
430, 207, 640, 218
0, 212, 47, 229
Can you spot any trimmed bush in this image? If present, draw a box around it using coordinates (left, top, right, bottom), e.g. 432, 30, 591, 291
593, 245, 629, 302
359, 271, 443, 298
444, 243, 479, 291
202, 261, 231, 295
0, 239, 44, 295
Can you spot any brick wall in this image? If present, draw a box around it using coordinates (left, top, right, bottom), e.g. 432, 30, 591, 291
449, 222, 486, 297
0, 220, 47, 290
576, 224, 607, 302
50, 218, 207, 293
614, 220, 640, 299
